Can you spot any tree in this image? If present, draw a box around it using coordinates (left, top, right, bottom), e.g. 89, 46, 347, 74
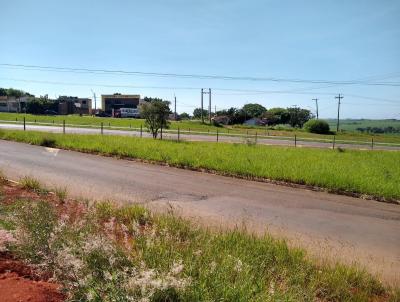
140, 99, 171, 139
193, 108, 208, 120
26, 97, 57, 114
304, 119, 330, 134
264, 107, 290, 125
287, 107, 313, 128
179, 112, 190, 120
242, 103, 266, 118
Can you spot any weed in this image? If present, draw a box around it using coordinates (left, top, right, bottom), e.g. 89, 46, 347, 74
19, 176, 47, 193
54, 186, 67, 202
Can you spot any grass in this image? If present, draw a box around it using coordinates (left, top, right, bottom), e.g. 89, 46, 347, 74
0, 179, 399, 301
1, 112, 400, 144
19, 176, 48, 194
1, 129, 399, 201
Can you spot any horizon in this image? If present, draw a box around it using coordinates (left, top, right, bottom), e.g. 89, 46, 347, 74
1, 0, 399, 119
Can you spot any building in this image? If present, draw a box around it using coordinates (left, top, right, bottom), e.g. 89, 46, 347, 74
57, 96, 92, 115
101, 94, 141, 115
0, 96, 31, 113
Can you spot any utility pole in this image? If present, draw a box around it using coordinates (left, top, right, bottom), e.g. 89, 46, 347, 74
174, 95, 177, 120
312, 98, 319, 119
200, 88, 212, 123
201, 89, 204, 123
208, 88, 212, 123
335, 94, 343, 132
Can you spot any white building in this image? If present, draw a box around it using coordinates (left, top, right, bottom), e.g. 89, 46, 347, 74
0, 96, 31, 113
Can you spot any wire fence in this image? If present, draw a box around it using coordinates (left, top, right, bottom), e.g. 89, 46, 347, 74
1, 118, 400, 151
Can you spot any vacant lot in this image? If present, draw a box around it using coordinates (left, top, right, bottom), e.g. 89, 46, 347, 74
1, 178, 398, 301
1, 112, 400, 144
1, 129, 399, 201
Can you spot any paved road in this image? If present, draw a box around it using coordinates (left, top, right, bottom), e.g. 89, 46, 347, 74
1, 123, 399, 151
1, 140, 399, 285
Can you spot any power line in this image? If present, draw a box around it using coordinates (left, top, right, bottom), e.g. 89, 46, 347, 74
1, 63, 400, 86
1, 76, 398, 105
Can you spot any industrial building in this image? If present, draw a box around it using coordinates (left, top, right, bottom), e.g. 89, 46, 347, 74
101, 94, 141, 115
0, 96, 31, 113
57, 96, 92, 115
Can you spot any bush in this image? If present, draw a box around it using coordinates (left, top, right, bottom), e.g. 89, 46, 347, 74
304, 119, 330, 134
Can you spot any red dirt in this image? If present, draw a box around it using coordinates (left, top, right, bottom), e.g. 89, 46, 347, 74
0, 253, 65, 302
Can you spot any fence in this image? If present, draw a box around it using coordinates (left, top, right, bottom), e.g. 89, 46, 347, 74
1, 119, 400, 151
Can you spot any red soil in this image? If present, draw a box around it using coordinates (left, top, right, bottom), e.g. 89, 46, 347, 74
0, 253, 65, 302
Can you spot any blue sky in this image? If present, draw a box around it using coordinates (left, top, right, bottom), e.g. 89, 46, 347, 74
1, 0, 399, 118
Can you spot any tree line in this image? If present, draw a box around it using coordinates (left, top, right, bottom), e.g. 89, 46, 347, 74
188, 103, 314, 128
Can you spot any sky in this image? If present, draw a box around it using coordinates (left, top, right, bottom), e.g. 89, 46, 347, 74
0, 0, 399, 119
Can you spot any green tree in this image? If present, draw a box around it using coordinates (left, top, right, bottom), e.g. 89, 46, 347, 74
193, 108, 208, 120
179, 112, 190, 120
264, 107, 290, 125
242, 103, 266, 118
287, 107, 313, 128
140, 99, 171, 139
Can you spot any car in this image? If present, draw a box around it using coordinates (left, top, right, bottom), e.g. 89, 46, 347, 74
95, 111, 112, 117
44, 110, 58, 115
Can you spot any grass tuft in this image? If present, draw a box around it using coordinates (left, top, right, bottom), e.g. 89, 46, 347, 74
19, 176, 47, 194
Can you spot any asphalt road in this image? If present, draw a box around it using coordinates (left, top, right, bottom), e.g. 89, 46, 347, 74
1, 140, 399, 285
1, 122, 399, 151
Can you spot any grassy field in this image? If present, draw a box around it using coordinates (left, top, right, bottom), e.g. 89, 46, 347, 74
1, 178, 398, 301
327, 119, 400, 132
1, 129, 399, 201
1, 112, 400, 144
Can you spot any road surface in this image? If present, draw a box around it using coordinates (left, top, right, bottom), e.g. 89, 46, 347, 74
1, 122, 399, 151
1, 140, 399, 285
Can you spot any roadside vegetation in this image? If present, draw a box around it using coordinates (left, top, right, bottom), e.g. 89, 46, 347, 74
1, 129, 399, 201
0, 177, 398, 301
1, 112, 400, 144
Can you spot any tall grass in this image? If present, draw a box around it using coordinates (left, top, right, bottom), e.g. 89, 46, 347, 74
1, 190, 396, 301
1, 129, 399, 201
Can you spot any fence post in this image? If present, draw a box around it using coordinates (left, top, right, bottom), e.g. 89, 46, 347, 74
101, 122, 103, 135
140, 125, 142, 138
189, 128, 190, 133
23, 117, 26, 131
108, 122, 110, 127
160, 125, 163, 140
371, 138, 374, 150
53, 120, 54, 124
217, 129, 219, 142
16, 117, 17, 122
178, 127, 180, 142
35, 119, 36, 123
129, 124, 131, 129
332, 135, 335, 149
255, 132, 257, 144
294, 134, 297, 147
63, 120, 65, 134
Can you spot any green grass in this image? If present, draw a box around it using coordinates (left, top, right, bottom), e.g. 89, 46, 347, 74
1, 182, 398, 301
1, 112, 400, 144
327, 118, 400, 132
1, 129, 399, 201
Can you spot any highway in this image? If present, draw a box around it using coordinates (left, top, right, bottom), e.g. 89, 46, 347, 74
0, 140, 399, 285
1, 122, 399, 151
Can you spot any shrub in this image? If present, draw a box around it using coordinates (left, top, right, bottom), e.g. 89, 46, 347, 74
304, 119, 331, 134
40, 137, 56, 147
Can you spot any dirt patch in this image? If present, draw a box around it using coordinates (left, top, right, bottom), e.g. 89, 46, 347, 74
0, 182, 66, 301
0, 253, 64, 302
